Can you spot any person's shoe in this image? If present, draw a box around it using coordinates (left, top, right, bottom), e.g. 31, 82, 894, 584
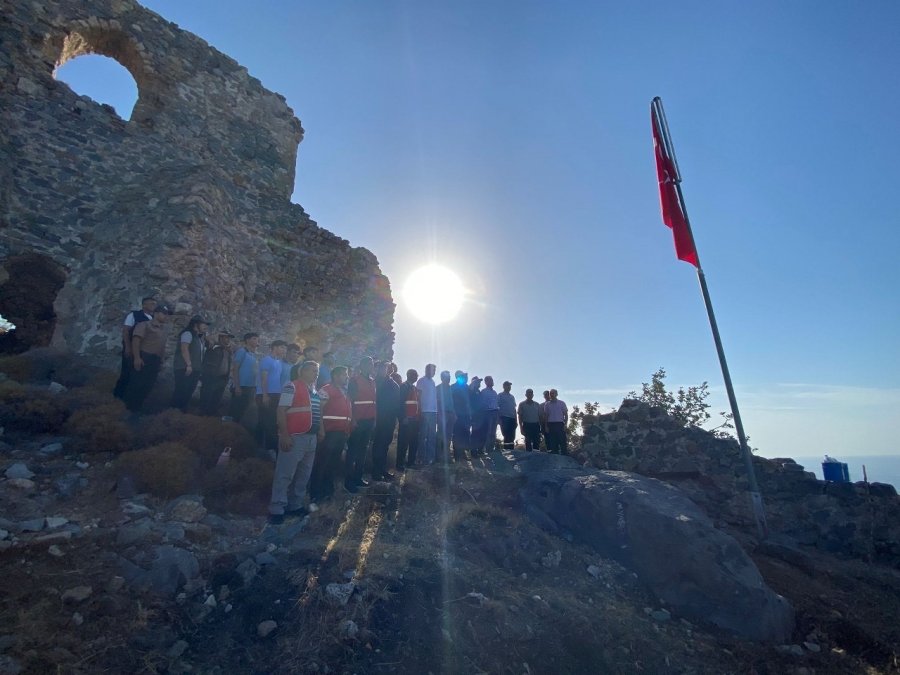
356, 479, 370, 488
343, 483, 359, 495
284, 507, 308, 518
268, 514, 284, 525
380, 472, 395, 481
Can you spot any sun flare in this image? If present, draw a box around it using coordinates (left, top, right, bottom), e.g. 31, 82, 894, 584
402, 264, 465, 324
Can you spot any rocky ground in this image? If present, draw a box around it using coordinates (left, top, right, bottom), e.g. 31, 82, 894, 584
2, 418, 899, 675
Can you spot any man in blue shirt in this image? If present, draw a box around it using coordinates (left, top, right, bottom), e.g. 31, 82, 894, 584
229, 332, 260, 425
317, 351, 335, 388
257, 340, 287, 454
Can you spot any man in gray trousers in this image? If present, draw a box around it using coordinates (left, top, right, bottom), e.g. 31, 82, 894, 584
268, 361, 322, 525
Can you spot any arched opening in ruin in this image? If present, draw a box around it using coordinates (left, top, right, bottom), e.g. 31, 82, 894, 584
55, 53, 138, 119
0, 254, 67, 354
50, 25, 148, 122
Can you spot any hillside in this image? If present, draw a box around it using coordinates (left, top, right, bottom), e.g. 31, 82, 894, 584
1, 354, 899, 674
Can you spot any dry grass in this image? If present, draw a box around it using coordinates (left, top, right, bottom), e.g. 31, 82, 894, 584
202, 458, 274, 515
0, 354, 31, 382
65, 401, 132, 454
59, 386, 121, 413
0, 381, 69, 432
136, 409, 256, 466
117, 442, 201, 498
0, 348, 103, 387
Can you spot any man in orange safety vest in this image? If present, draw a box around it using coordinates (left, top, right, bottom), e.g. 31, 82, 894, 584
308, 365, 352, 503
268, 360, 321, 524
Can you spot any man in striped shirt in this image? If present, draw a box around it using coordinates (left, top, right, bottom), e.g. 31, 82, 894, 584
269, 361, 321, 524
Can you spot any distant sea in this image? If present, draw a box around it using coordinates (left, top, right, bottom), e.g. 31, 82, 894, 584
789, 455, 900, 490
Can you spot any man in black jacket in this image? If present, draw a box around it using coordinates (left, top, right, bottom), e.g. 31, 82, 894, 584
371, 360, 400, 480
199, 329, 234, 416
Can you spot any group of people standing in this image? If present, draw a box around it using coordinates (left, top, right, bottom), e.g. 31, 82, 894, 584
109, 297, 570, 526
111, 296, 326, 415
268, 355, 570, 524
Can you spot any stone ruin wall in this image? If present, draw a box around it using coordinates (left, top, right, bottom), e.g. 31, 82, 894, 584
579, 400, 900, 567
0, 0, 394, 363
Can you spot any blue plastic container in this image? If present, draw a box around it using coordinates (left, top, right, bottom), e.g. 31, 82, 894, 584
822, 461, 850, 483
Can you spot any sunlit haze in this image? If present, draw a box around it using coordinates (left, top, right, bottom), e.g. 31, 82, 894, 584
402, 264, 465, 325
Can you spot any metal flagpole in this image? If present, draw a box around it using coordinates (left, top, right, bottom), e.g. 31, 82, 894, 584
651, 97, 768, 538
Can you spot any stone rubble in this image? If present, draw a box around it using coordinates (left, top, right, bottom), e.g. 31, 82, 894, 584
580, 400, 900, 565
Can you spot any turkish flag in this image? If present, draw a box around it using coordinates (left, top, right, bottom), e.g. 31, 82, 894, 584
652, 108, 698, 267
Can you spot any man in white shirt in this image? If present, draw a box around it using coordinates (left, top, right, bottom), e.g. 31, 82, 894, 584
416, 364, 438, 465
544, 389, 569, 455
113, 296, 156, 400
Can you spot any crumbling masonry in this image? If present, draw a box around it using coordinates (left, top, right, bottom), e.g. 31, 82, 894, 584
0, 0, 395, 360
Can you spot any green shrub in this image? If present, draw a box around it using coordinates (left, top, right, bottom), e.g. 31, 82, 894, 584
0, 383, 69, 433
65, 401, 132, 454
118, 442, 201, 498
202, 458, 273, 516
136, 409, 256, 466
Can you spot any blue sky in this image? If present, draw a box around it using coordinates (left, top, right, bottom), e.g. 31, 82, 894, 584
57, 1, 900, 461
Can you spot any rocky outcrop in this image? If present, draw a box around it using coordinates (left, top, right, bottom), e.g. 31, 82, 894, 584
579, 400, 900, 566
0, 0, 394, 360
516, 452, 795, 642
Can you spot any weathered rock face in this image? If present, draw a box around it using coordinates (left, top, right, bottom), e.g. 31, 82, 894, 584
516, 452, 795, 642
0, 0, 394, 360
579, 400, 900, 567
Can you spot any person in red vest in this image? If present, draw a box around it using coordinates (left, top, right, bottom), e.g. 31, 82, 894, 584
396, 368, 420, 471
268, 360, 321, 524
308, 365, 352, 503
344, 356, 376, 494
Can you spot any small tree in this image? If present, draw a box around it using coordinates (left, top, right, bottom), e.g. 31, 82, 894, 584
627, 367, 738, 439
567, 401, 602, 437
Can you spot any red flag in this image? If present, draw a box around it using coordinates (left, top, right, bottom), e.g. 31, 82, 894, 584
652, 107, 698, 267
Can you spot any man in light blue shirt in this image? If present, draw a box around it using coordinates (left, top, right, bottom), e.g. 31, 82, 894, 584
229, 332, 260, 424
257, 340, 287, 453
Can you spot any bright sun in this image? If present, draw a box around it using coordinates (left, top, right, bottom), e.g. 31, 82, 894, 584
402, 264, 465, 324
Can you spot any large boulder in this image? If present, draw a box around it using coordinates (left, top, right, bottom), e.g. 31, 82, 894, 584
516, 453, 794, 642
